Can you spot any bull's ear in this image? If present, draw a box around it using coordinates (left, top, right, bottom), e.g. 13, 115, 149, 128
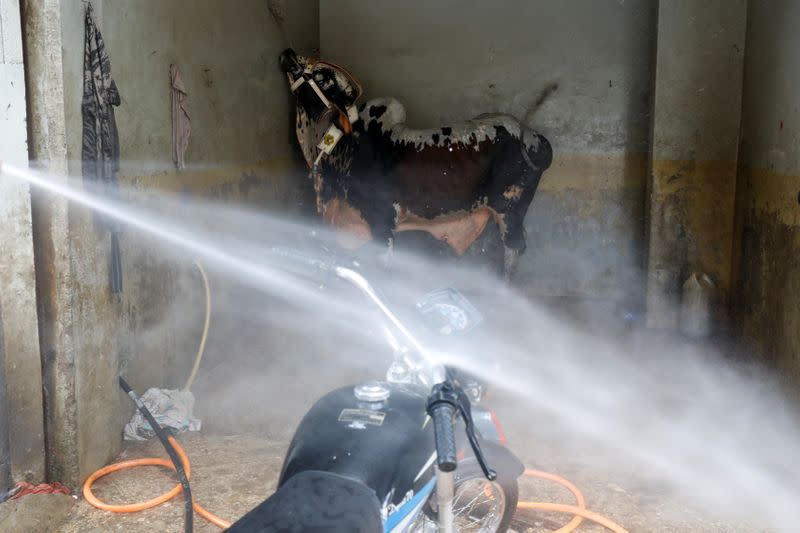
337, 110, 352, 135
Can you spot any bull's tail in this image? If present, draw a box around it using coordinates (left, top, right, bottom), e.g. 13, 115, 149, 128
523, 81, 558, 126
520, 127, 553, 172
519, 82, 557, 172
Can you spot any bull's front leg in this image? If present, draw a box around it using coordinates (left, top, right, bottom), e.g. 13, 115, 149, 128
365, 205, 398, 270
495, 209, 527, 283
503, 247, 521, 282
380, 236, 395, 269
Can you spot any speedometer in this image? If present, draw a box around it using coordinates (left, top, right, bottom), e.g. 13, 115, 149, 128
416, 287, 483, 336
432, 303, 469, 334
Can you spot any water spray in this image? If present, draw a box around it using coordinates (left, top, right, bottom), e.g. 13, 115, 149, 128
0, 161, 323, 307
4, 160, 798, 531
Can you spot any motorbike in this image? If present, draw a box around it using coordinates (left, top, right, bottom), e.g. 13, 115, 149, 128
226, 248, 524, 532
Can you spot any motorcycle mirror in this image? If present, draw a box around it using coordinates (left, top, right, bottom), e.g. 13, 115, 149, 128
415, 288, 483, 336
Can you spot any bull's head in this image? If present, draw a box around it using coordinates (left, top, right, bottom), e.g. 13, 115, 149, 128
279, 48, 362, 169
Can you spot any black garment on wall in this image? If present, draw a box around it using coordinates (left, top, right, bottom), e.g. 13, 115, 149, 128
82, 2, 123, 293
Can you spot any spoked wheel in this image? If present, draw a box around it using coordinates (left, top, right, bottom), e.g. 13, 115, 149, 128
451, 476, 508, 531
411, 464, 519, 532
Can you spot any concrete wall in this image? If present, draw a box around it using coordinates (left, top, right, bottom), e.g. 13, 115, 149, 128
0, 0, 46, 482
734, 0, 800, 385
646, 0, 747, 330
25, 0, 318, 484
15, 0, 793, 484
60, 0, 318, 170
321, 0, 657, 302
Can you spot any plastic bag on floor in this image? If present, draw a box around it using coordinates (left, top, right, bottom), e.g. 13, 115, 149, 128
124, 388, 201, 441
679, 272, 716, 339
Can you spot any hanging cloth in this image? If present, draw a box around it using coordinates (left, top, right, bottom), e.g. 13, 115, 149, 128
81, 1, 123, 293
170, 64, 191, 170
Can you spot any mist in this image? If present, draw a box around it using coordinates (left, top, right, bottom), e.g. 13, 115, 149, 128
4, 162, 798, 531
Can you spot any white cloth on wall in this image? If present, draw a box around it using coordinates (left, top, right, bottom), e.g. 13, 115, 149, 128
170, 64, 191, 170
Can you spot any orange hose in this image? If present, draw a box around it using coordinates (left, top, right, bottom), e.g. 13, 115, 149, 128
519, 469, 629, 533
523, 469, 586, 532
84, 441, 627, 532
83, 435, 231, 529
517, 502, 629, 533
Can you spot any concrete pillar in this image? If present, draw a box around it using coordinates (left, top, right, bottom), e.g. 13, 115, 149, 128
0, 302, 12, 491
646, 0, 747, 330
21, 0, 320, 487
733, 1, 800, 379
0, 0, 46, 482
20, 0, 79, 484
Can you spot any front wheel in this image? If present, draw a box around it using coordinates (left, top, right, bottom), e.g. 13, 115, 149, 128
411, 463, 519, 532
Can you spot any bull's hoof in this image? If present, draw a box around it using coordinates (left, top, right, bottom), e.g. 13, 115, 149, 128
379, 251, 393, 270
378, 239, 394, 270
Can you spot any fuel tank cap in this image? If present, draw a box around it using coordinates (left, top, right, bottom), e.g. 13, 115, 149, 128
354, 381, 391, 402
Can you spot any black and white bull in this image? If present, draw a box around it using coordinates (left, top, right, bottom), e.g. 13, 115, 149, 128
279, 49, 552, 280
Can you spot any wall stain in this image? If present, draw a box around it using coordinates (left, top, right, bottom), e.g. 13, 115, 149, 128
734, 166, 800, 386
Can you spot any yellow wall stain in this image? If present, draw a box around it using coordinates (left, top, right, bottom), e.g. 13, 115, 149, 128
735, 165, 800, 386
649, 158, 738, 293
540, 152, 648, 192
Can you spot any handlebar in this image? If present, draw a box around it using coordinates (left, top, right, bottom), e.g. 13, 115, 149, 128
270, 246, 446, 385
427, 381, 497, 480
272, 246, 497, 481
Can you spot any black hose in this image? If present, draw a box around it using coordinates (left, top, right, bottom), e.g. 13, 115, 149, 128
118, 377, 193, 533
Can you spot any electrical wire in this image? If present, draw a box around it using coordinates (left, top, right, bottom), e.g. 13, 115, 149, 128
183, 260, 211, 392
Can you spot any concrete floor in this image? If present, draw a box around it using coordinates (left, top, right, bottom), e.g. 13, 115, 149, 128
0, 268, 759, 533
505, 419, 767, 533
50, 413, 766, 533
47, 291, 770, 533
58, 433, 284, 533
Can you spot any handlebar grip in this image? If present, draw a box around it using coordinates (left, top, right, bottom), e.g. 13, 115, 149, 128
431, 403, 457, 472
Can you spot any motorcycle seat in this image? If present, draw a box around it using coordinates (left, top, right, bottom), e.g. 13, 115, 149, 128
227, 469, 383, 532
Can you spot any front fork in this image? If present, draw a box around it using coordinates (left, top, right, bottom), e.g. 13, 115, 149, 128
436, 468, 455, 533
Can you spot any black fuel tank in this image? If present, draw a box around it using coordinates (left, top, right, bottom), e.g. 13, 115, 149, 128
278, 382, 435, 505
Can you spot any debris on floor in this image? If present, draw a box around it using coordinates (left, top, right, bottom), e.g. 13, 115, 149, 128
58, 433, 286, 533
6, 481, 71, 500
124, 388, 201, 441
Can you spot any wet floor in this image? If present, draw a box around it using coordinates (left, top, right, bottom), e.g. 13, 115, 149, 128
55, 412, 766, 533
54, 292, 771, 532
58, 433, 286, 533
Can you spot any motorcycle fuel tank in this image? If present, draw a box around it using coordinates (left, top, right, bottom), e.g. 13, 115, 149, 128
279, 382, 436, 506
